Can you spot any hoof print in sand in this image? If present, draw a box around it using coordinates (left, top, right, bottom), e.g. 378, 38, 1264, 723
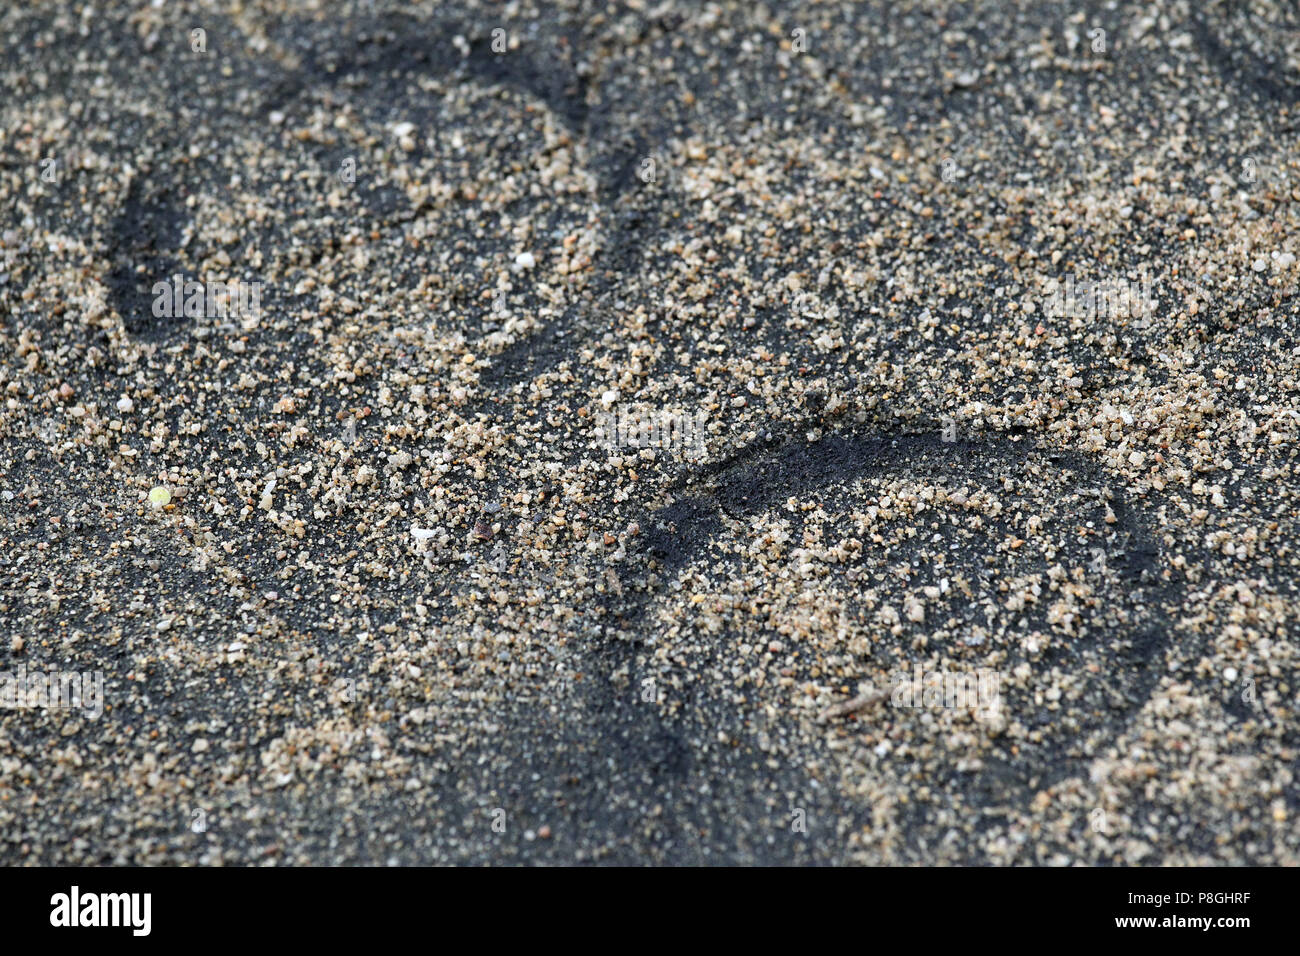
621, 431, 1192, 834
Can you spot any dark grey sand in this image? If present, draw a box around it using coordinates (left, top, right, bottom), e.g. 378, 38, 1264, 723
1, 0, 1298, 864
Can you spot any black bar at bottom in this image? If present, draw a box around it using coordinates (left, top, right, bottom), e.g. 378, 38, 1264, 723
0, 865, 1280, 943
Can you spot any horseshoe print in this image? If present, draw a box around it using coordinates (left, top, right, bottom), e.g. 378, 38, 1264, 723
3, 3, 1298, 870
